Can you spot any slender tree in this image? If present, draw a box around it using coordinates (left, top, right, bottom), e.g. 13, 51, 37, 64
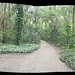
71, 5, 75, 47
34, 6, 38, 32
2, 3, 7, 43
72, 6, 75, 32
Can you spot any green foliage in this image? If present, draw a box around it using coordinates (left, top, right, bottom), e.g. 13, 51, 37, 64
60, 48, 75, 69
40, 27, 51, 42
0, 43, 39, 53
0, 5, 74, 47
20, 28, 40, 44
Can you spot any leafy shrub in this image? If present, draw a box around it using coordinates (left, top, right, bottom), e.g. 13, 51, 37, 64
0, 44, 39, 53
40, 27, 51, 42
60, 48, 75, 70
21, 29, 40, 44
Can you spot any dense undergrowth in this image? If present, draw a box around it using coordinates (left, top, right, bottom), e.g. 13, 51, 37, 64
59, 46, 75, 70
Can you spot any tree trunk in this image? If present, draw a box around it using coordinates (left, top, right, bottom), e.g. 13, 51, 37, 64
72, 6, 75, 31
2, 3, 7, 43
15, 4, 23, 45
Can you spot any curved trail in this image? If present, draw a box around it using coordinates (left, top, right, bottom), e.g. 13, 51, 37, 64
0, 40, 73, 72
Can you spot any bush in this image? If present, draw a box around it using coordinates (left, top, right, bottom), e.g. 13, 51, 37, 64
0, 43, 39, 53
40, 27, 51, 42
21, 29, 40, 44
60, 48, 75, 70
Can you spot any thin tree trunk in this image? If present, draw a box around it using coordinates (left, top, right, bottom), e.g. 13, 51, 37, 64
2, 3, 7, 43
72, 5, 75, 33
35, 6, 38, 32
72, 5, 75, 46
8, 4, 10, 25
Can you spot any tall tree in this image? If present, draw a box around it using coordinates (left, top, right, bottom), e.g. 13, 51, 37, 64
15, 4, 23, 45
2, 3, 7, 43
34, 6, 38, 32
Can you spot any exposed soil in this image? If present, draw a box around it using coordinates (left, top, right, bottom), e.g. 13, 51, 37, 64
0, 40, 73, 73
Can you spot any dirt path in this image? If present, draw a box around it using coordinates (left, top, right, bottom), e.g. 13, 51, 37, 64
0, 40, 73, 73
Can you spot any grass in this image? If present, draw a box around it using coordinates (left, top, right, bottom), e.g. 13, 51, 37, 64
60, 47, 75, 70
0, 43, 39, 53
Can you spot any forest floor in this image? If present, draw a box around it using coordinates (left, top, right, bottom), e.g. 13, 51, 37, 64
0, 40, 74, 73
